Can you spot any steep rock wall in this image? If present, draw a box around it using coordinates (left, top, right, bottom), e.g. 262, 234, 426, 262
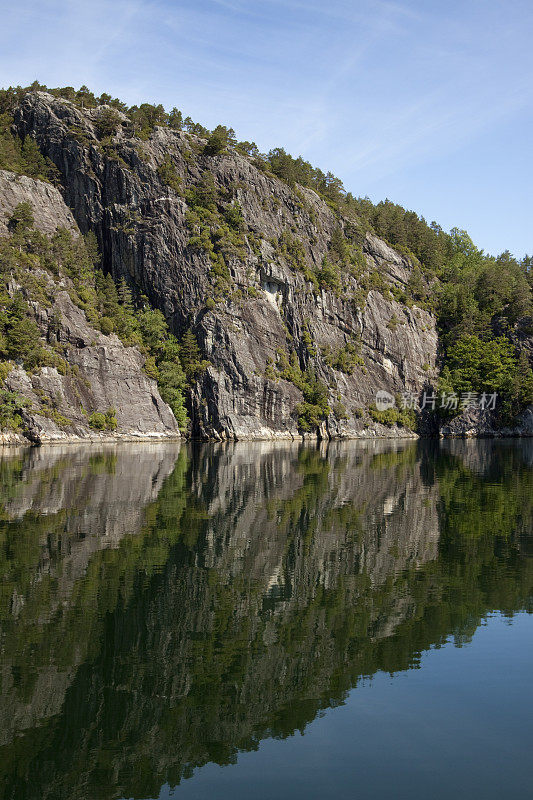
13, 92, 439, 440
0, 169, 179, 443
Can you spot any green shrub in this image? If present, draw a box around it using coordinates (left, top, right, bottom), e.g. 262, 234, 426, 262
157, 155, 182, 192
317, 257, 340, 293
95, 108, 122, 139
275, 350, 330, 431
322, 340, 363, 374
7, 202, 34, 232
203, 125, 236, 156
0, 110, 58, 182
368, 404, 417, 431
387, 314, 400, 331
333, 401, 348, 420
104, 408, 117, 430
437, 334, 533, 423
296, 401, 325, 432
88, 412, 106, 430
0, 389, 29, 430
185, 175, 246, 298
276, 232, 318, 291
99, 316, 114, 335
438, 334, 519, 396
88, 408, 117, 431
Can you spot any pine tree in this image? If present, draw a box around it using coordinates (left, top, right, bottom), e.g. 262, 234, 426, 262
117, 277, 134, 312
95, 108, 122, 139
511, 350, 533, 408
7, 202, 34, 232
168, 108, 183, 130
329, 227, 348, 261
179, 330, 208, 381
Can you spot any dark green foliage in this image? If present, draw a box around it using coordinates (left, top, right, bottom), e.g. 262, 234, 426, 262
350, 197, 451, 273
0, 388, 29, 429
89, 280, 190, 429
236, 140, 260, 158
105, 408, 117, 430
224, 201, 244, 231
204, 125, 236, 156
329, 226, 348, 260
265, 148, 345, 203
266, 147, 303, 186
503, 350, 533, 422
186, 172, 218, 211
94, 108, 122, 139
157, 155, 182, 192
275, 224, 367, 297
316, 257, 341, 293
407, 265, 430, 307
438, 335, 518, 396
129, 102, 167, 138
157, 358, 188, 429
88, 409, 117, 431
436, 232, 532, 344
183, 116, 209, 137
178, 329, 209, 382
0, 239, 61, 373
276, 349, 330, 431
185, 175, 247, 298
4, 316, 42, 364
276, 231, 318, 290
368, 404, 417, 430
349, 201, 532, 339
322, 340, 364, 374
136, 306, 169, 352
168, 107, 183, 130
0, 110, 57, 181
7, 201, 34, 232
332, 400, 349, 420
516, 349, 533, 401
347, 201, 533, 419
437, 334, 533, 424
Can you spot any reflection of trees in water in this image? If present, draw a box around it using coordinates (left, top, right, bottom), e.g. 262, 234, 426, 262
0, 440, 531, 800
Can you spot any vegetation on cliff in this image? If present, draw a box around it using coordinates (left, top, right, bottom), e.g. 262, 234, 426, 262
0, 202, 201, 431
1, 80, 532, 433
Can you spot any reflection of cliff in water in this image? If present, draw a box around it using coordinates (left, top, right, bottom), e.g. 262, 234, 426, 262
0, 443, 183, 745
0, 440, 532, 800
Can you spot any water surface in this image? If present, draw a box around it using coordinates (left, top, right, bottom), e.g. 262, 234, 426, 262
0, 439, 531, 799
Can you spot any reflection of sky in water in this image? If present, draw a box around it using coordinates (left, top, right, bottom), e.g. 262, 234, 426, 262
168, 613, 533, 800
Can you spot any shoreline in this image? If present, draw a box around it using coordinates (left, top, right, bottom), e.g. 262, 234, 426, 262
1, 429, 532, 448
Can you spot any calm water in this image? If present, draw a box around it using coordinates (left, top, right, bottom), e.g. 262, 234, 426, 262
0, 439, 531, 800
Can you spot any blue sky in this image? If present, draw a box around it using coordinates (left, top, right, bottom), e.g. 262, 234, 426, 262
1, 0, 532, 257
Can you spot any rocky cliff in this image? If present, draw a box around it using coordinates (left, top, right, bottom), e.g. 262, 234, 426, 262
0, 169, 179, 444
8, 91, 439, 441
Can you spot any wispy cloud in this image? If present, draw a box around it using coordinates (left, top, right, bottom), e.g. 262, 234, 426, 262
340, 77, 533, 178
0, 0, 531, 254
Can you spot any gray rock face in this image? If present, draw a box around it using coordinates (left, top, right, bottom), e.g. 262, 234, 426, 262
13, 91, 439, 440
439, 403, 533, 438
0, 169, 78, 236
0, 170, 180, 444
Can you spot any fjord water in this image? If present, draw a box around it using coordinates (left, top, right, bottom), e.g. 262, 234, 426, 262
0, 440, 531, 800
